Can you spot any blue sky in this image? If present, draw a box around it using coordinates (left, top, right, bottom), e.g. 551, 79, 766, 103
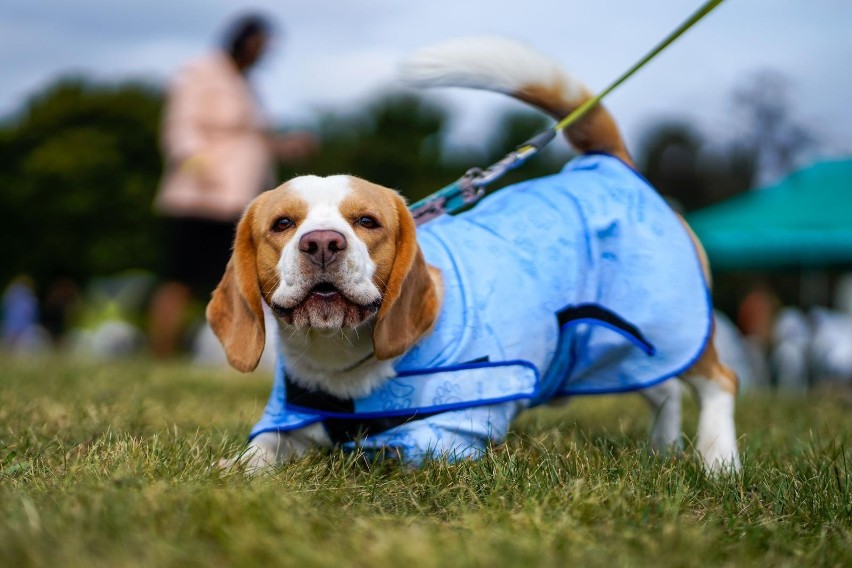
2, 0, 850, 159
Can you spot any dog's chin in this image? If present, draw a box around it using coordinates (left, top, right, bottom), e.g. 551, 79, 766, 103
272, 285, 379, 330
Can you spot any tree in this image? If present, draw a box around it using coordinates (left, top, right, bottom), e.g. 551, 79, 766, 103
279, 92, 458, 203
636, 70, 825, 213
280, 95, 570, 205
731, 71, 816, 185
0, 78, 164, 291
637, 121, 709, 212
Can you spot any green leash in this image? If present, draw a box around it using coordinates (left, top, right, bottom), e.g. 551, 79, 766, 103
410, 0, 727, 225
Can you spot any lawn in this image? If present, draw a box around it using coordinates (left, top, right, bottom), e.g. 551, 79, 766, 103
1, 355, 849, 567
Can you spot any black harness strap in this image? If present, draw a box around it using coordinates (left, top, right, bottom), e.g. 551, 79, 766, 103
557, 303, 655, 355
284, 306, 653, 444
284, 375, 440, 444
284, 355, 492, 444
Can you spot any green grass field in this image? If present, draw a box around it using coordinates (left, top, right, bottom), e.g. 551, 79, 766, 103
1, 356, 849, 567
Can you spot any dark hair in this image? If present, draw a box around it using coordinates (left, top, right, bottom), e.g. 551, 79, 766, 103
222, 13, 276, 60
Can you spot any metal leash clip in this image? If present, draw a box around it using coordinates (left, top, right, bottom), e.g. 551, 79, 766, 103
410, 195, 447, 225
466, 128, 557, 190
410, 129, 557, 225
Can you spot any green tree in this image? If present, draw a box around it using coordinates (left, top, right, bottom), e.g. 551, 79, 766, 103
637, 120, 755, 212
280, 94, 569, 204
280, 92, 458, 203
0, 78, 164, 291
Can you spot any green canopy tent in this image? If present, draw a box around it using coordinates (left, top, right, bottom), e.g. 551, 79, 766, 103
686, 159, 852, 270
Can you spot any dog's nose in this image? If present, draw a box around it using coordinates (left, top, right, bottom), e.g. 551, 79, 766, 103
299, 230, 347, 269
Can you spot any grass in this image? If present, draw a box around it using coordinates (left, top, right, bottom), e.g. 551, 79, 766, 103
0, 355, 849, 567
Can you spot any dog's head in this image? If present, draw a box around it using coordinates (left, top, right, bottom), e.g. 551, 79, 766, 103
206, 175, 441, 372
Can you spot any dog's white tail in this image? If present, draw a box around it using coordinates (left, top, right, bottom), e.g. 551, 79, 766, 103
402, 36, 630, 162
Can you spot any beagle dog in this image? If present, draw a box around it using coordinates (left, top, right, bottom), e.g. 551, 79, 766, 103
209, 37, 740, 473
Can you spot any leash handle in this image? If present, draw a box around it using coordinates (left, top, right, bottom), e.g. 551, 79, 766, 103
410, 0, 727, 226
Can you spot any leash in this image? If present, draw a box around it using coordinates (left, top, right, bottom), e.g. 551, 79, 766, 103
409, 0, 727, 225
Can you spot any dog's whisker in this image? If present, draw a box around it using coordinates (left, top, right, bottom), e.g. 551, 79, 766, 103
287, 343, 313, 365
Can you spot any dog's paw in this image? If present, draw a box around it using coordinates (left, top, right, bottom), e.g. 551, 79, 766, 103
214, 448, 277, 476
214, 456, 240, 470
700, 445, 741, 475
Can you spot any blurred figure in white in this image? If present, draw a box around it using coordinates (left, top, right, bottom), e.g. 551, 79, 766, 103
770, 307, 812, 392
833, 273, 852, 316
809, 307, 852, 388
714, 309, 770, 391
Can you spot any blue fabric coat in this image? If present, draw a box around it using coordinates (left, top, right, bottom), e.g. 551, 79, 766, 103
250, 154, 712, 465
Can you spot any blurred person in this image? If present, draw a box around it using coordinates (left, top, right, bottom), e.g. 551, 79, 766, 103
1, 275, 51, 353
809, 307, 852, 388
736, 281, 780, 389
714, 310, 770, 391
834, 273, 852, 316
770, 307, 811, 392
42, 277, 82, 347
736, 281, 779, 349
149, 13, 317, 358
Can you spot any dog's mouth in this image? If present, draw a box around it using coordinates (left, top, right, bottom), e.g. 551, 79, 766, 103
308, 281, 341, 300
270, 282, 381, 326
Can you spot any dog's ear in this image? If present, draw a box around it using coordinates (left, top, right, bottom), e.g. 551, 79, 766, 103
206, 202, 266, 372
372, 195, 440, 360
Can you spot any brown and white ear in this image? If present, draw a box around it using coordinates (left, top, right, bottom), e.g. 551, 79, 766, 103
373, 195, 440, 360
206, 203, 266, 372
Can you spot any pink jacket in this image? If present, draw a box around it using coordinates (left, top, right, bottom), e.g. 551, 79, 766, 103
155, 51, 273, 222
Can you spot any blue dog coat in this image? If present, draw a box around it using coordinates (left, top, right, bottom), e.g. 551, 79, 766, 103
250, 154, 712, 465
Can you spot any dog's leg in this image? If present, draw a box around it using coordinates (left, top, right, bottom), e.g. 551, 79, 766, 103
680, 340, 741, 473
218, 424, 331, 474
639, 379, 683, 453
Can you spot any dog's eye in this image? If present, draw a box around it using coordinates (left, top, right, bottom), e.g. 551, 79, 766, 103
272, 217, 295, 232
355, 216, 380, 229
